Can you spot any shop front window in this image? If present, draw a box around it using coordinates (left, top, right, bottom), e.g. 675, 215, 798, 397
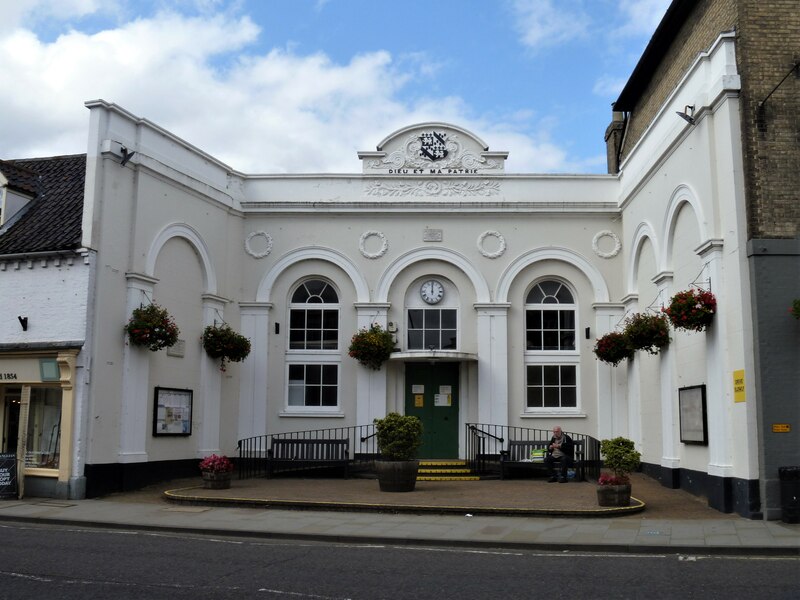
25, 387, 62, 469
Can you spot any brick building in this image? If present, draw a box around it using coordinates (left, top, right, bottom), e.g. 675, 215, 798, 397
608, 0, 799, 518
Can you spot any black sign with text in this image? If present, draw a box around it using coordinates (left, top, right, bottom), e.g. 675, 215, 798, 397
0, 453, 17, 499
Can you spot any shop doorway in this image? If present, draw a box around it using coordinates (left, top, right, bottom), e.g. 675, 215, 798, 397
2, 388, 21, 454
404, 362, 459, 458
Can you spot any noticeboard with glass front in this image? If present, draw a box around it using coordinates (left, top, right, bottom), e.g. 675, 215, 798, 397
153, 387, 192, 436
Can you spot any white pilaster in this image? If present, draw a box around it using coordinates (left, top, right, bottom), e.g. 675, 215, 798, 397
593, 303, 627, 440
622, 294, 641, 446
474, 303, 510, 425
354, 304, 391, 426
697, 240, 733, 477
653, 271, 680, 469
119, 273, 157, 463
239, 302, 271, 439
197, 294, 229, 456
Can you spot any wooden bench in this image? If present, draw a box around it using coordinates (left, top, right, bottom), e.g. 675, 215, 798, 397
266, 439, 349, 478
500, 439, 585, 481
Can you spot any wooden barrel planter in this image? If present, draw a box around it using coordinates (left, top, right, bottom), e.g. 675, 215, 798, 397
375, 460, 419, 492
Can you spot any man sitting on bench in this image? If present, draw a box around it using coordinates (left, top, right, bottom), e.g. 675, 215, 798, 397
545, 426, 574, 483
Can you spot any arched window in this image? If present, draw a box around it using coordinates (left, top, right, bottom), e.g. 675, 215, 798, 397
289, 280, 339, 350
287, 279, 340, 411
524, 280, 578, 411
525, 280, 575, 351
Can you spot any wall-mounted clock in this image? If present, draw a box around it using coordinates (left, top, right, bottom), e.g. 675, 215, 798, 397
420, 279, 444, 304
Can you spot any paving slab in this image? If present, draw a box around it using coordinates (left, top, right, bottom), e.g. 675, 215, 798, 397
0, 472, 798, 555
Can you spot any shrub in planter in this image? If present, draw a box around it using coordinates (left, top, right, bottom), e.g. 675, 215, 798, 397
662, 289, 717, 332
373, 412, 423, 492
597, 437, 641, 506
623, 312, 670, 355
202, 323, 251, 371
124, 303, 180, 351
599, 436, 641, 485
593, 332, 634, 366
374, 412, 423, 461
348, 324, 396, 370
791, 299, 800, 320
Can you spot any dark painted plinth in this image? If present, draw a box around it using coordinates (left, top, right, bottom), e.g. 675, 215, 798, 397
84, 458, 205, 497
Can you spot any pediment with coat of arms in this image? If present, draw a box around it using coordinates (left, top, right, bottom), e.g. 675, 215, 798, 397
358, 123, 508, 175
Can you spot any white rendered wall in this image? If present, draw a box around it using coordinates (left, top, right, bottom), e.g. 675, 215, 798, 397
0, 257, 90, 344
618, 35, 752, 481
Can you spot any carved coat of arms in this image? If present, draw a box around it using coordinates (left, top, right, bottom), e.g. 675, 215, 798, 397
419, 131, 448, 161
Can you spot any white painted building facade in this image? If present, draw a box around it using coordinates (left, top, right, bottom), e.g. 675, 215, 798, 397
0, 33, 769, 516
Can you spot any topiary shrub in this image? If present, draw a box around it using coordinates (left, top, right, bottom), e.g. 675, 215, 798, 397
599, 437, 641, 485
374, 412, 423, 461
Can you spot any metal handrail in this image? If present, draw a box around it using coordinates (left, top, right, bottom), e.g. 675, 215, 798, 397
238, 422, 601, 481
464, 423, 601, 481
237, 424, 378, 479
468, 424, 504, 442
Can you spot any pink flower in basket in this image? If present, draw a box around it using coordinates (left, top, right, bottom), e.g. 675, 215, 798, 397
199, 454, 234, 474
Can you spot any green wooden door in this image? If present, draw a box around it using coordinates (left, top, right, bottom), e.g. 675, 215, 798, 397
404, 363, 459, 458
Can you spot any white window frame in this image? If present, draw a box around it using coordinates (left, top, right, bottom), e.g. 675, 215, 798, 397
287, 279, 340, 353
284, 278, 342, 415
284, 359, 341, 414
523, 279, 581, 415
405, 307, 459, 351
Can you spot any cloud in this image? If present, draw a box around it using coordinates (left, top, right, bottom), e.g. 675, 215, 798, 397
616, 0, 672, 37
592, 75, 628, 98
0, 6, 587, 174
511, 0, 591, 50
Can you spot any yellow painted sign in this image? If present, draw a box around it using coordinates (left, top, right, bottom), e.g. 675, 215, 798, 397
733, 369, 746, 403
772, 424, 791, 433
414, 394, 424, 407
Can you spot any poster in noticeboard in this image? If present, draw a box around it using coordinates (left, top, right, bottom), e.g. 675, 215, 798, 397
153, 387, 193, 436
679, 385, 708, 445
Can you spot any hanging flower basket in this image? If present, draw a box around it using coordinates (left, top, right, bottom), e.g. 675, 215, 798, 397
202, 323, 251, 371
662, 289, 717, 332
124, 303, 180, 351
791, 299, 800, 320
623, 312, 670, 355
593, 332, 634, 366
348, 324, 396, 370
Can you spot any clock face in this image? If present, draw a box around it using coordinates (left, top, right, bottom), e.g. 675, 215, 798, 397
420, 280, 444, 304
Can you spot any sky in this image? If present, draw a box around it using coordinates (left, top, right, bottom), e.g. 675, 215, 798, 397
0, 0, 671, 174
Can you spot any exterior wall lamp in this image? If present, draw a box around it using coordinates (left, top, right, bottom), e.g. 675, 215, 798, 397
676, 105, 695, 125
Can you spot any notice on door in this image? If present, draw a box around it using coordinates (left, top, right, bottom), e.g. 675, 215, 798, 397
0, 453, 17, 499
434, 394, 451, 407
414, 394, 424, 407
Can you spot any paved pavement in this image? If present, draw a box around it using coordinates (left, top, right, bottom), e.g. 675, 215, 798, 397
0, 473, 798, 556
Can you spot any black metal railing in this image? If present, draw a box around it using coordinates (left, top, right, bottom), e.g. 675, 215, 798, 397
237, 424, 378, 479
465, 423, 601, 481
239, 422, 601, 481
